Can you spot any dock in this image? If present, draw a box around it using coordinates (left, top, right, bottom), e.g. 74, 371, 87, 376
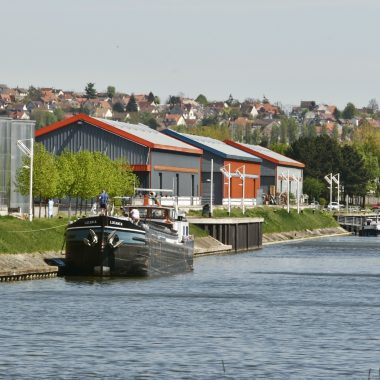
336, 214, 380, 236
189, 217, 263, 251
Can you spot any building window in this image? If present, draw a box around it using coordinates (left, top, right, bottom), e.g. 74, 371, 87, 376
159, 172, 162, 190
191, 175, 195, 197
176, 174, 179, 196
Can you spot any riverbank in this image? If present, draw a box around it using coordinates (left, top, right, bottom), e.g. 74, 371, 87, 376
0, 210, 347, 280
262, 226, 350, 245
0, 227, 351, 280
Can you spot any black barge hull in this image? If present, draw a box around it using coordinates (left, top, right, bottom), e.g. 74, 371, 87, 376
65, 215, 193, 277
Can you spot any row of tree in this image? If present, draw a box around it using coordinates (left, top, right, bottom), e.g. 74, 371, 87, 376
16, 144, 138, 215
286, 126, 380, 205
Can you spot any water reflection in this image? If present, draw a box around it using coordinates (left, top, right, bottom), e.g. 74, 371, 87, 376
1, 235, 380, 379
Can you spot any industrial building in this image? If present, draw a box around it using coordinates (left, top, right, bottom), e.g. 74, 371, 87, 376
0, 117, 35, 215
225, 140, 304, 204
162, 130, 262, 207
35, 114, 203, 204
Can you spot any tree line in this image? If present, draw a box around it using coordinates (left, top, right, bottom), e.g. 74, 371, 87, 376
286, 122, 380, 206
16, 144, 138, 216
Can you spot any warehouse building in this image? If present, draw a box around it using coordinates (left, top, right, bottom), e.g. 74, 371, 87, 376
162, 130, 262, 207
225, 140, 304, 204
36, 114, 203, 204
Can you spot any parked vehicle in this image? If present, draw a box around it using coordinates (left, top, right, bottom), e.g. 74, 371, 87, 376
327, 202, 343, 211
309, 201, 320, 209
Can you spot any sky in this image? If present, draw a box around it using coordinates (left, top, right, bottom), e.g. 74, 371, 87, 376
2, 0, 380, 110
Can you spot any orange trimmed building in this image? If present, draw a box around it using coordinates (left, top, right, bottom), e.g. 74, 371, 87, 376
225, 140, 305, 202
162, 130, 261, 206
35, 114, 203, 202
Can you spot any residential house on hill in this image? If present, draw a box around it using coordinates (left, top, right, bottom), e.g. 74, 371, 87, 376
164, 113, 186, 127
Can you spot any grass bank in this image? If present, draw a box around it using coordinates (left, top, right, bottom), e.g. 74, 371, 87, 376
188, 207, 339, 235
0, 208, 339, 253
0, 216, 68, 254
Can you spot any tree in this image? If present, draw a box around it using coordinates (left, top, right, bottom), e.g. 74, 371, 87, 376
85, 83, 97, 99
167, 95, 181, 106
30, 109, 58, 130
27, 86, 42, 101
147, 91, 155, 103
303, 177, 325, 202
16, 143, 59, 216
107, 86, 116, 98
113, 102, 126, 113
287, 135, 343, 181
342, 102, 356, 119
368, 98, 379, 113
128, 112, 160, 130
195, 94, 208, 106
340, 145, 371, 205
269, 143, 287, 155
270, 124, 280, 144
126, 94, 138, 112
53, 108, 65, 121
351, 121, 380, 196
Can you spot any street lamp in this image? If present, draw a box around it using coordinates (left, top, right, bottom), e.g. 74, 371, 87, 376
17, 138, 34, 222
205, 158, 214, 217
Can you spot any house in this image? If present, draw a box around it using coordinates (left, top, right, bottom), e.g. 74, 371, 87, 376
254, 102, 280, 118
35, 114, 203, 204
162, 129, 262, 207
9, 111, 30, 120
225, 140, 304, 204
164, 114, 186, 127
300, 101, 317, 110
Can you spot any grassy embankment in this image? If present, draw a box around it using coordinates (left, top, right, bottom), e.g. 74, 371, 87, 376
0, 208, 339, 253
0, 216, 68, 254
189, 207, 339, 237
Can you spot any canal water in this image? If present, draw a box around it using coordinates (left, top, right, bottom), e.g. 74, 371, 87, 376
1, 235, 380, 379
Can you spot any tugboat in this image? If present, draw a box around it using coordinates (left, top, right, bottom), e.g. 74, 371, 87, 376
64, 189, 194, 277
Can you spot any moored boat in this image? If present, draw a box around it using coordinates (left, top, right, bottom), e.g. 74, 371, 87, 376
362, 216, 380, 236
64, 190, 194, 277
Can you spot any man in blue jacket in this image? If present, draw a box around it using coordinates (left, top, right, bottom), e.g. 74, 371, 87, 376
99, 190, 109, 215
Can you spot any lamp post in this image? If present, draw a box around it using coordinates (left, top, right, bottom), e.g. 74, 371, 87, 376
210, 159, 213, 216
17, 138, 34, 222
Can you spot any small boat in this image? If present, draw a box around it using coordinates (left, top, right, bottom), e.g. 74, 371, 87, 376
362, 215, 380, 236
64, 189, 194, 277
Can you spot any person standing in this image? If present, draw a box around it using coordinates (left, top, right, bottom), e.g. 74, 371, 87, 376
48, 199, 54, 218
99, 190, 109, 215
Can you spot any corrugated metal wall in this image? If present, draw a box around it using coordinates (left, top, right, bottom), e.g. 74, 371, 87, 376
37, 121, 150, 165
201, 152, 224, 205
150, 150, 201, 196
276, 166, 303, 196
0, 118, 35, 211
37, 121, 202, 197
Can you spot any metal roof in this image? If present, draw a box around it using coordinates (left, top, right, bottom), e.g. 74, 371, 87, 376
35, 114, 202, 155
163, 130, 261, 163
94, 118, 201, 152
225, 140, 304, 168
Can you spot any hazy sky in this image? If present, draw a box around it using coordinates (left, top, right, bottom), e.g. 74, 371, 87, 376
2, 0, 380, 109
